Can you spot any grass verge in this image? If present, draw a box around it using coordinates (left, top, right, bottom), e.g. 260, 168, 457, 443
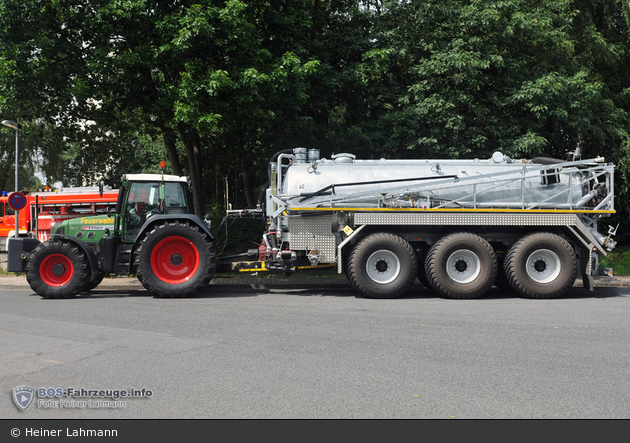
600, 243, 630, 275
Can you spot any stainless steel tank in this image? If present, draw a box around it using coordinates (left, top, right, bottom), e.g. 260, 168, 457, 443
277, 151, 607, 210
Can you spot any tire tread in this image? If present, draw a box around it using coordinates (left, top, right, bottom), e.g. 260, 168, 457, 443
425, 232, 497, 299
26, 240, 90, 299
347, 232, 417, 299
504, 232, 576, 299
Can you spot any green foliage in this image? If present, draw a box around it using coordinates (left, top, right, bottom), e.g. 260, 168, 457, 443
173, 0, 320, 207
349, 0, 630, 161
0, 123, 42, 192
600, 243, 630, 275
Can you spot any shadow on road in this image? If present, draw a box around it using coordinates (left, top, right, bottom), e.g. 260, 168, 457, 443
16, 281, 628, 301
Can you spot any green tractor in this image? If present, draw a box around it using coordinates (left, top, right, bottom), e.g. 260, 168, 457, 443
7, 173, 217, 299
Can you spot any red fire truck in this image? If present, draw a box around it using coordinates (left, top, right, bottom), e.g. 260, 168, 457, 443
0, 187, 118, 251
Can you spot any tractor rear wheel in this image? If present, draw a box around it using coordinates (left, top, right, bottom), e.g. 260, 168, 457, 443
135, 221, 217, 298
26, 240, 90, 299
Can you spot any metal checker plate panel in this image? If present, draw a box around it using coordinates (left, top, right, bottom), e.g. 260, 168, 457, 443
354, 212, 579, 227
289, 216, 336, 263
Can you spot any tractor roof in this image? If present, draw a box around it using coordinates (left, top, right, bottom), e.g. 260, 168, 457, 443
122, 174, 190, 183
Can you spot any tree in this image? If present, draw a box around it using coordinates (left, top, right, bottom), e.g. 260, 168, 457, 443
1, 0, 629, 238
173, 0, 319, 208
0, 0, 321, 214
346, 0, 629, 162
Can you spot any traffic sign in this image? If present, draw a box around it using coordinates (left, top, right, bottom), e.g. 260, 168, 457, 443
8, 191, 27, 211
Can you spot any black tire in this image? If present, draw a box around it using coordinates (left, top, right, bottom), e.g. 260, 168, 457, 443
504, 232, 577, 299
425, 232, 497, 299
135, 221, 217, 298
80, 268, 106, 292
416, 248, 431, 289
26, 240, 90, 299
493, 254, 512, 292
342, 245, 353, 280
347, 232, 417, 299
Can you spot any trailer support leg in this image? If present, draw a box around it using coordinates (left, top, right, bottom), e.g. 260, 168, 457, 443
582, 274, 594, 292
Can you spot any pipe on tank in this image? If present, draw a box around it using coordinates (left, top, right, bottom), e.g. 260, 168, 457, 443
258, 149, 294, 209
276, 153, 296, 195
575, 190, 598, 208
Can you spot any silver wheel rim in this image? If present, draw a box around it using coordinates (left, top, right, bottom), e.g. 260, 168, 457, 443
366, 250, 400, 284
446, 249, 481, 284
526, 249, 561, 283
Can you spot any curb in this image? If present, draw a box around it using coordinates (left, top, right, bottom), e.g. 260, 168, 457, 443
0, 276, 354, 291
1, 275, 629, 292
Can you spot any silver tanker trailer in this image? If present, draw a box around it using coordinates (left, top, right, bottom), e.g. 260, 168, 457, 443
219, 147, 616, 300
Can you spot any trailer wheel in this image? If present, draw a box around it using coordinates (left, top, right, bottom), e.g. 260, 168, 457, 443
26, 240, 90, 299
348, 233, 417, 299
504, 232, 577, 299
425, 232, 497, 299
416, 248, 431, 289
492, 253, 512, 292
135, 221, 217, 298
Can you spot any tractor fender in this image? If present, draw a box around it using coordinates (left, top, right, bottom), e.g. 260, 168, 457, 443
47, 234, 100, 273
136, 214, 214, 241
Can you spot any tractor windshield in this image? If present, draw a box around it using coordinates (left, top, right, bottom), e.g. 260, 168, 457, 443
124, 182, 155, 241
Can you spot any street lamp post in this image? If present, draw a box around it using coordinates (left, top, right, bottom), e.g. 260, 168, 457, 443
2, 120, 20, 239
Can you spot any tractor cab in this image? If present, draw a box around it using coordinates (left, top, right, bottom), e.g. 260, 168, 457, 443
117, 174, 192, 241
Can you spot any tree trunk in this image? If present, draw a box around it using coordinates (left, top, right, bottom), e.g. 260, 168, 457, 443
242, 168, 255, 208
178, 125, 204, 217
161, 127, 184, 176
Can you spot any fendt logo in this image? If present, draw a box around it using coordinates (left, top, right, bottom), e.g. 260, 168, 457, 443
12, 386, 35, 411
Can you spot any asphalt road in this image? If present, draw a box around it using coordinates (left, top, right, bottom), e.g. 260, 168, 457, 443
1, 279, 629, 419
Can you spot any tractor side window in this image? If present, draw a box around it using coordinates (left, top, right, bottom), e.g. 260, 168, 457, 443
164, 183, 188, 214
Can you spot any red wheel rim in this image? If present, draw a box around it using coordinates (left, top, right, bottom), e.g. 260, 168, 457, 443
40, 254, 74, 287
150, 236, 200, 284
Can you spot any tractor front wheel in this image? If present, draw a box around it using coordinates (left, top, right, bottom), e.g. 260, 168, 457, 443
26, 240, 90, 299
